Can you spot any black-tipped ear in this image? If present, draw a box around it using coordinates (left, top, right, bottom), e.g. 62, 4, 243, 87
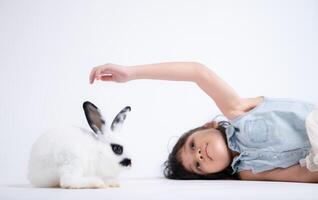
83, 101, 105, 134
111, 106, 131, 132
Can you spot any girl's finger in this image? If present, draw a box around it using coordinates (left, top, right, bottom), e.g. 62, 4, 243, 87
95, 68, 102, 78
100, 75, 113, 81
89, 67, 98, 84
95, 67, 107, 81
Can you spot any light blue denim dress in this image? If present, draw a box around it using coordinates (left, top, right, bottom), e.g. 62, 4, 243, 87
225, 96, 315, 174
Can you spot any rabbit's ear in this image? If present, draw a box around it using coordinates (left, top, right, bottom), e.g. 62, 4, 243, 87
83, 101, 106, 134
111, 106, 131, 132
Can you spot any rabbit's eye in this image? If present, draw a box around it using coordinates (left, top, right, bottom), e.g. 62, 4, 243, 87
111, 144, 123, 155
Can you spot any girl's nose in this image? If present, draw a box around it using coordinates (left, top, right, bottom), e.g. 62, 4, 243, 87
197, 148, 204, 160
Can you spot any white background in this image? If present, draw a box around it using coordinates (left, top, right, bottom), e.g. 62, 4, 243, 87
0, 0, 317, 184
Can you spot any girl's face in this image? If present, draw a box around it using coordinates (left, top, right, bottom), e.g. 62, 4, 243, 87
178, 128, 232, 175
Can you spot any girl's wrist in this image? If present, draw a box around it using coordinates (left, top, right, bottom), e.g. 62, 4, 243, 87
126, 66, 137, 81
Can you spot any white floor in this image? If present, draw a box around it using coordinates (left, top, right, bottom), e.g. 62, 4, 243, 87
1, 178, 318, 200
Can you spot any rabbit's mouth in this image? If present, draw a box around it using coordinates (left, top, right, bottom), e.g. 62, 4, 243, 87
119, 158, 132, 167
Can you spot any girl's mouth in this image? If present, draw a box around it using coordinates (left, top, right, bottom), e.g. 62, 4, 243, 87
205, 143, 213, 160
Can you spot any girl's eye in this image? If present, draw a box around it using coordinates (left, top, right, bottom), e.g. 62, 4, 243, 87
196, 162, 200, 169
190, 141, 195, 150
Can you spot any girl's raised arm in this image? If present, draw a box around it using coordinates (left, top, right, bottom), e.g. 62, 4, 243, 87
89, 62, 245, 119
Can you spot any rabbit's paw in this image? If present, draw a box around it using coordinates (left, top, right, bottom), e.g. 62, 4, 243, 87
60, 176, 106, 189
108, 182, 120, 188
104, 179, 120, 188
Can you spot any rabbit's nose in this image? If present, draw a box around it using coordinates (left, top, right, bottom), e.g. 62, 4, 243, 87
120, 158, 132, 167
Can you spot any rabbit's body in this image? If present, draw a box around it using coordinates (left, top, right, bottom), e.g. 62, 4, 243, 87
27, 102, 132, 189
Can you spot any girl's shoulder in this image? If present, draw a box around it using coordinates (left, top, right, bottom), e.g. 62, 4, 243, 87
229, 96, 264, 121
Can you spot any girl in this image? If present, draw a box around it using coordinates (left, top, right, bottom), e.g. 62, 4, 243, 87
89, 62, 318, 183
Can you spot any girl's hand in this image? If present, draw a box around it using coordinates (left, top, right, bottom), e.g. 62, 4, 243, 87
203, 121, 219, 129
89, 63, 132, 84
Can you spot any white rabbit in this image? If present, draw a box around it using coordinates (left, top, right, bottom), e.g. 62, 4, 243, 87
27, 101, 132, 189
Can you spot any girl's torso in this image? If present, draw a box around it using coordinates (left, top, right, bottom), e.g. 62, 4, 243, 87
225, 96, 314, 174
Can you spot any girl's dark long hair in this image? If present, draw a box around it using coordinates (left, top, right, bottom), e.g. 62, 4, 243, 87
163, 121, 239, 180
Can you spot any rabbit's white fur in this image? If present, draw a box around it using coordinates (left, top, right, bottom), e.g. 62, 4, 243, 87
28, 102, 131, 189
